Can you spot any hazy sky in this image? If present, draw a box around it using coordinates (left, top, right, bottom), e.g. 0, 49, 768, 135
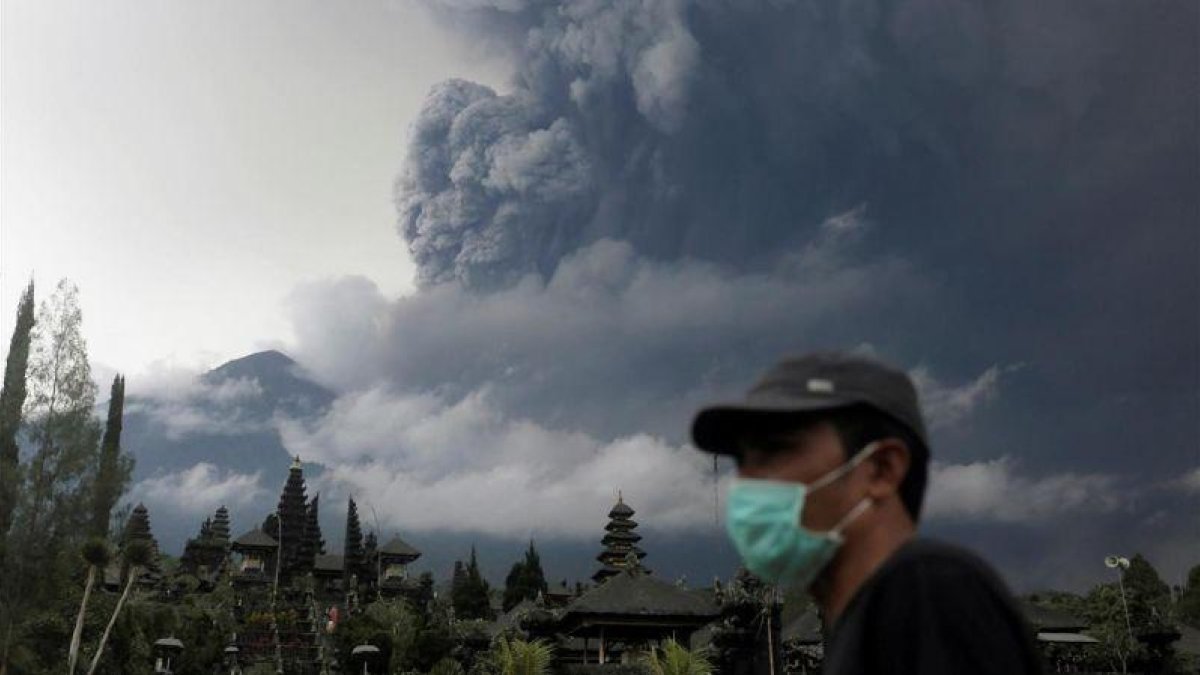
1, 0, 507, 376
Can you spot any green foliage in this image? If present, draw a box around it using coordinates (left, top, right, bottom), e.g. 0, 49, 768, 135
488, 637, 553, 675
89, 375, 131, 539
2, 279, 115, 674
1178, 564, 1200, 628
81, 538, 112, 569
123, 540, 153, 569
1084, 583, 1142, 673
335, 599, 422, 672
0, 279, 34, 561
1077, 555, 1179, 674
453, 547, 495, 621
502, 541, 548, 612
643, 639, 714, 675
430, 656, 465, 675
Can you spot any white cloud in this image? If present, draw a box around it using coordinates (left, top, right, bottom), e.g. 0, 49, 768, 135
924, 456, 1122, 523
278, 387, 723, 539
123, 360, 267, 439
1167, 466, 1200, 494
288, 232, 923, 441
911, 364, 1006, 431
131, 463, 265, 514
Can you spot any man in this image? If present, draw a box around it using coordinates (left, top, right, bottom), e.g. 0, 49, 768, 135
691, 352, 1041, 674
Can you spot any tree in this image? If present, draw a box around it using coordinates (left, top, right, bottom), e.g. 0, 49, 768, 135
453, 547, 494, 620
68, 538, 111, 674
503, 541, 548, 611
87, 539, 152, 675
1085, 583, 1141, 674
89, 375, 131, 538
643, 639, 714, 675
22, 280, 100, 543
2, 280, 102, 675
1178, 564, 1200, 628
488, 637, 553, 675
0, 279, 34, 560
1123, 554, 1173, 628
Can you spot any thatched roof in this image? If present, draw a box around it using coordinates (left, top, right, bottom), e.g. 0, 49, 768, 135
564, 569, 719, 619
378, 535, 421, 559
231, 528, 277, 549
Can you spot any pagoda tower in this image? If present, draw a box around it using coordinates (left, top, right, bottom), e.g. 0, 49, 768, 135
276, 456, 310, 579
344, 497, 365, 587
593, 492, 647, 583
211, 505, 231, 544
123, 502, 163, 582
298, 493, 324, 570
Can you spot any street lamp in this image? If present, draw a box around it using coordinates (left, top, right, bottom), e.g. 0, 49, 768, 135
352, 644, 381, 675
1105, 555, 1135, 645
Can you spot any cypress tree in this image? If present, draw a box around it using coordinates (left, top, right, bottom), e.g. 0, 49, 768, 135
503, 540, 548, 611
0, 280, 34, 555
455, 546, 494, 620
89, 375, 129, 537
344, 497, 364, 587
262, 512, 280, 540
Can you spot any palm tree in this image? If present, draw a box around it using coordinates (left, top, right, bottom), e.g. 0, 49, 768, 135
428, 657, 464, 675
86, 540, 151, 675
489, 637, 554, 675
642, 639, 713, 675
68, 538, 110, 674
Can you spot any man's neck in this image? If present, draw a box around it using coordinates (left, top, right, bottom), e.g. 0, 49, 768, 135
815, 507, 915, 626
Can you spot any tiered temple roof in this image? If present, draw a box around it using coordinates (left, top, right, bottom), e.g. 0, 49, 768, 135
593, 492, 647, 583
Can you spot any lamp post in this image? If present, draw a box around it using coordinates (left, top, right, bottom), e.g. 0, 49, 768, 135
352, 644, 380, 675
1105, 556, 1135, 645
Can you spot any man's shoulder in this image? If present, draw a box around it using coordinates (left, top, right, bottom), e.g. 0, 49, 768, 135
870, 537, 1017, 601
885, 537, 1003, 578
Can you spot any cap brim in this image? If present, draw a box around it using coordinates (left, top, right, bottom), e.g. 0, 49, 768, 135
690, 395, 857, 456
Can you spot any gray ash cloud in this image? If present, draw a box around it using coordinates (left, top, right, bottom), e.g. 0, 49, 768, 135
287, 0, 1199, 588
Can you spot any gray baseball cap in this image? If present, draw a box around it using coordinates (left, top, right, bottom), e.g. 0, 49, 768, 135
691, 351, 929, 456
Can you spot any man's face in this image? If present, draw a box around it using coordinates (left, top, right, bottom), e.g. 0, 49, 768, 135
736, 420, 870, 533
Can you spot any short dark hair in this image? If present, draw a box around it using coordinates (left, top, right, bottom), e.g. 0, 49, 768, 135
736, 404, 929, 522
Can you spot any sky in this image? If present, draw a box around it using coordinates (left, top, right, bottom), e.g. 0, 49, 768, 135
1, 0, 508, 374
3, 0, 1198, 592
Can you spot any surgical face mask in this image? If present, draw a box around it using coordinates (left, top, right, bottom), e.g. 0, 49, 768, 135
725, 442, 879, 588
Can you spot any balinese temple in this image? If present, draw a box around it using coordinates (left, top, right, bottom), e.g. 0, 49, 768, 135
560, 556, 719, 664
376, 534, 422, 594
180, 505, 233, 587
276, 456, 311, 580
343, 497, 366, 588
313, 552, 346, 597
230, 527, 277, 586
121, 502, 163, 588
593, 492, 649, 583
544, 580, 575, 608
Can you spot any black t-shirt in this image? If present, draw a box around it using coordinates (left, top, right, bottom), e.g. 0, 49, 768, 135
822, 538, 1042, 675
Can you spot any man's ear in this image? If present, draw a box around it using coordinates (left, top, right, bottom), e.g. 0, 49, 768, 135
865, 438, 910, 499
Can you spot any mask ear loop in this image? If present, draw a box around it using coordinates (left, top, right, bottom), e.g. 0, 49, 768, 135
807, 440, 882, 493
829, 498, 873, 538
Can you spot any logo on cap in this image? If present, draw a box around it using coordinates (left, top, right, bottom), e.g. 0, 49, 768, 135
807, 378, 835, 394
